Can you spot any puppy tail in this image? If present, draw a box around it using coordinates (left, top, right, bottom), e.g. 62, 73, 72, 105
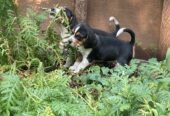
116, 28, 135, 45
109, 16, 120, 36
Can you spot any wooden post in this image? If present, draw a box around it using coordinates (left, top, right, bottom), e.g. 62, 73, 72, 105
158, 0, 170, 59
75, 0, 87, 21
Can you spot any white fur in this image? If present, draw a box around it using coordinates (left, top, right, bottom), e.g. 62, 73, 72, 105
71, 47, 92, 73
54, 8, 61, 14
62, 35, 72, 43
64, 57, 74, 68
48, 8, 74, 68
59, 42, 64, 49
69, 60, 81, 70
60, 25, 71, 39
74, 25, 80, 34
78, 46, 92, 56
48, 8, 61, 19
59, 25, 73, 67
109, 16, 119, 25
73, 58, 90, 73
116, 28, 126, 37
68, 35, 77, 47
53, 24, 71, 50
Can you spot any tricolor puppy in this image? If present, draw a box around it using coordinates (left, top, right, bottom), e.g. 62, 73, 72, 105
48, 7, 122, 67
69, 23, 135, 73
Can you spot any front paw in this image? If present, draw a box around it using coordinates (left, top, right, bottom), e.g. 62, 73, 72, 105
64, 64, 70, 68
69, 66, 80, 74
69, 65, 76, 71
72, 68, 80, 74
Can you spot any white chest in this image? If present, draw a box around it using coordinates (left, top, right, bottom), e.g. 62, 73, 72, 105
78, 46, 92, 57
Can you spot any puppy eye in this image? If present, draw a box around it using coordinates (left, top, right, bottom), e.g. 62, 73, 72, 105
75, 32, 80, 35
75, 35, 82, 40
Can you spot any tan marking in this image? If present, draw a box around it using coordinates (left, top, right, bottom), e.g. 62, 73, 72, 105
75, 32, 80, 36
73, 39, 83, 47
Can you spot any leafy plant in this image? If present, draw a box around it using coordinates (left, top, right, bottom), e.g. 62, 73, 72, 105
165, 48, 170, 70
0, 1, 63, 72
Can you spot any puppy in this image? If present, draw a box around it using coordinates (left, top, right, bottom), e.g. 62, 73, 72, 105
48, 7, 122, 67
69, 23, 135, 73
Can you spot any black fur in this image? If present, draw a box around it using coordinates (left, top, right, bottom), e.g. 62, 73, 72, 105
72, 23, 135, 65
64, 8, 78, 29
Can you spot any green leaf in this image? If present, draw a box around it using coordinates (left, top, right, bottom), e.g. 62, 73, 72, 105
120, 104, 131, 112
165, 48, 170, 70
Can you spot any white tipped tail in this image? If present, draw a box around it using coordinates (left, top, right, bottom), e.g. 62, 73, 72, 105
116, 28, 126, 37
116, 28, 135, 45
109, 16, 119, 25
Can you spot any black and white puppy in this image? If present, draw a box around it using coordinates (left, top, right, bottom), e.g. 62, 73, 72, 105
48, 7, 121, 67
69, 23, 135, 73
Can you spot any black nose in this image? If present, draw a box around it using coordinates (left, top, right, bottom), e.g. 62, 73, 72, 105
68, 40, 72, 44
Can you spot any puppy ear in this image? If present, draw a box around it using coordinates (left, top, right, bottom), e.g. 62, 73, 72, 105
87, 28, 94, 39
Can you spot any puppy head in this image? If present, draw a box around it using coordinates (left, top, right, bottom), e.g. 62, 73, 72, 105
49, 7, 74, 21
49, 7, 61, 18
69, 23, 96, 48
64, 7, 74, 21
64, 7, 78, 29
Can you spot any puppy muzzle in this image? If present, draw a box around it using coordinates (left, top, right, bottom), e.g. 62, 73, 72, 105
69, 37, 81, 47
48, 8, 61, 19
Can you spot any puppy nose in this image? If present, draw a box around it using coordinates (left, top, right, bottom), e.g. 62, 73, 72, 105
51, 8, 55, 11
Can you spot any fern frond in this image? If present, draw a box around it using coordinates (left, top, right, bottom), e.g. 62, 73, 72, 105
0, 72, 23, 115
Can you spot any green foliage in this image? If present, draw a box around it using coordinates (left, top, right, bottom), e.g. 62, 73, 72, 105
0, 1, 63, 71
166, 48, 170, 71
0, 73, 23, 115
1, 58, 170, 116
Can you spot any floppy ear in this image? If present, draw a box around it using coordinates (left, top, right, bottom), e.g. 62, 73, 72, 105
83, 27, 97, 48
87, 27, 95, 40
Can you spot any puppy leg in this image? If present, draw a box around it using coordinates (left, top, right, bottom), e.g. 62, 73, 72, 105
69, 59, 81, 71
117, 58, 128, 66
64, 57, 74, 68
69, 55, 82, 70
73, 58, 90, 73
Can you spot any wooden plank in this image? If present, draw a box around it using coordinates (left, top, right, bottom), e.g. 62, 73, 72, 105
75, 0, 87, 21
87, 0, 163, 59
158, 0, 170, 59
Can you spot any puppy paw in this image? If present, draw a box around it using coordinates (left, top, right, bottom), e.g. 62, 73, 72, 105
69, 66, 80, 74
72, 68, 80, 74
69, 65, 76, 71
63, 64, 70, 68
